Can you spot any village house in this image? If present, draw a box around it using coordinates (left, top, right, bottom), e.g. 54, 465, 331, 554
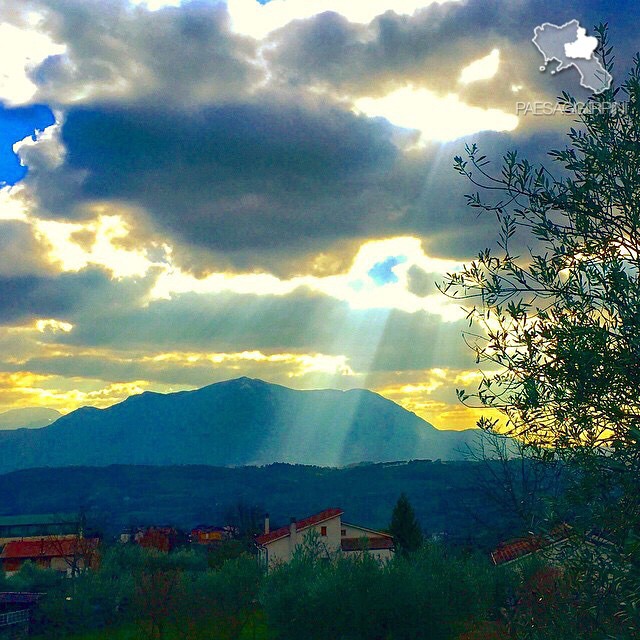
119, 525, 182, 550
0, 537, 99, 577
190, 525, 235, 545
136, 526, 181, 552
255, 508, 394, 566
490, 524, 613, 567
0, 514, 80, 546
490, 528, 573, 567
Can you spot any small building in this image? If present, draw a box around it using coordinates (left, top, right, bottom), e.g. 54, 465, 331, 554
190, 525, 234, 545
491, 524, 612, 568
490, 524, 574, 566
255, 508, 394, 566
0, 514, 80, 546
137, 527, 179, 553
0, 538, 99, 576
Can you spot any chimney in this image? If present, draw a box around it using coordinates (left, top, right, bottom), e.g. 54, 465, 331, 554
264, 513, 270, 535
289, 517, 297, 544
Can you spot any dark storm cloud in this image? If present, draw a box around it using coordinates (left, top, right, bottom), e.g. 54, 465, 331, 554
23, 0, 261, 106
24, 96, 569, 266
266, 0, 639, 109
406, 128, 571, 260
10, 0, 638, 274
0, 221, 54, 276
0, 269, 103, 323
31, 99, 401, 249
0, 267, 154, 325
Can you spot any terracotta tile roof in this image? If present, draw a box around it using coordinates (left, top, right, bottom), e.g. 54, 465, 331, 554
491, 539, 542, 565
341, 537, 395, 552
191, 526, 225, 534
491, 525, 572, 566
0, 537, 98, 560
256, 508, 343, 545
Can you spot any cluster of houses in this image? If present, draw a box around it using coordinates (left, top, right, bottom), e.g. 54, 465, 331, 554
0, 509, 607, 638
0, 509, 606, 576
0, 508, 396, 577
0, 513, 98, 577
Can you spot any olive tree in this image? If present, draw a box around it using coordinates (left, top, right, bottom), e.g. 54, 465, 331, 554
441, 26, 640, 636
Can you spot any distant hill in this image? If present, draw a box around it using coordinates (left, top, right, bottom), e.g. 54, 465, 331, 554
0, 377, 480, 474
0, 461, 523, 548
0, 407, 61, 430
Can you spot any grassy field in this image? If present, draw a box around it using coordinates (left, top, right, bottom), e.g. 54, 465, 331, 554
33, 613, 272, 639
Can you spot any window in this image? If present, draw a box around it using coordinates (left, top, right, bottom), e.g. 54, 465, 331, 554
320, 526, 327, 536
341, 529, 346, 536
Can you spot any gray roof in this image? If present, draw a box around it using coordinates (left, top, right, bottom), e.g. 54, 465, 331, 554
0, 513, 79, 527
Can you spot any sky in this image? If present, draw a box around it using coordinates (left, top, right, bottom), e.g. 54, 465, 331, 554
0, 0, 637, 430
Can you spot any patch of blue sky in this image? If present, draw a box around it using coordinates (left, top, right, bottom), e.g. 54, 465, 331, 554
0, 102, 55, 187
367, 256, 407, 285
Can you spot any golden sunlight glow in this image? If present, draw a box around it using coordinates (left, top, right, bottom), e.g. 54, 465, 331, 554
153, 236, 466, 321
376, 368, 501, 430
459, 48, 500, 85
354, 87, 518, 143
33, 215, 158, 277
34, 319, 73, 334
145, 350, 355, 377
0, 347, 358, 415
0, 186, 29, 221
0, 371, 151, 414
0, 20, 66, 105
0, 334, 494, 429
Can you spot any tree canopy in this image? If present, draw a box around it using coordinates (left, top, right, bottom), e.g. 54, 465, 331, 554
390, 493, 423, 554
442, 26, 640, 634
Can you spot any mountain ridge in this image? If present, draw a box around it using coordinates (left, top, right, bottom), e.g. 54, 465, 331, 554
0, 407, 61, 430
0, 377, 479, 473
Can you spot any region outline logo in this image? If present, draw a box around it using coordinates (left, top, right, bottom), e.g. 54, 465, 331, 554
516, 19, 622, 117
532, 19, 611, 94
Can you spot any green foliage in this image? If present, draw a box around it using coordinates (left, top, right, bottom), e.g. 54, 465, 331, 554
6, 561, 62, 592
20, 544, 263, 640
262, 542, 503, 640
18, 539, 534, 640
390, 493, 423, 554
0, 460, 526, 549
446, 26, 640, 511
443, 25, 640, 638
207, 539, 250, 570
176, 555, 263, 640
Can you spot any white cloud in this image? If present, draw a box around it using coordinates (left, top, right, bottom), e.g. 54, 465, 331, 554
0, 21, 66, 105
147, 349, 355, 377
129, 0, 182, 10
0, 186, 29, 221
33, 214, 162, 278
459, 48, 500, 85
35, 318, 74, 334
354, 86, 519, 143
13, 115, 66, 171
226, 0, 460, 40
150, 236, 466, 321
